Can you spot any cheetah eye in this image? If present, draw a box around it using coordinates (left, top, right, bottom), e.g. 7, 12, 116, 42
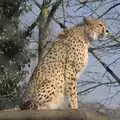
99, 23, 103, 26
106, 30, 109, 33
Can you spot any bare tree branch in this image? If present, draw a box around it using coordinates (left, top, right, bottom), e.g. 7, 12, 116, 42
98, 3, 120, 18
44, 0, 63, 29
89, 49, 120, 85
78, 81, 117, 95
23, 13, 41, 37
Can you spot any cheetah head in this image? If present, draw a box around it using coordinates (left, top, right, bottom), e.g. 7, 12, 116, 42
84, 17, 108, 40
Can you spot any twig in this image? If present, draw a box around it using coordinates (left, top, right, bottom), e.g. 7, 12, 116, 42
89, 49, 120, 84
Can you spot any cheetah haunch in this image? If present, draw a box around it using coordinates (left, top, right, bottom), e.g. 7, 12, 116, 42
23, 17, 108, 110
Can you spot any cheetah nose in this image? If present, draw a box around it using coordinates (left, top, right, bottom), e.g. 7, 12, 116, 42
105, 29, 110, 37
106, 30, 109, 33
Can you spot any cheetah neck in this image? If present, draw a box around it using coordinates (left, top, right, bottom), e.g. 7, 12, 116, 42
84, 26, 98, 42
77, 26, 92, 44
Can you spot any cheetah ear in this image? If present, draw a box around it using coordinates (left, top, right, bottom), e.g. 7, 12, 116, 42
83, 17, 91, 25
58, 32, 66, 39
58, 29, 69, 39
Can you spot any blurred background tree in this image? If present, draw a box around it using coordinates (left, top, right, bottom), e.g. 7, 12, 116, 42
0, 0, 31, 108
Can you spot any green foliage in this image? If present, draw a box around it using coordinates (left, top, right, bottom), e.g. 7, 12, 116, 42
0, 0, 29, 17
0, 66, 24, 108
0, 71, 22, 97
0, 30, 22, 58
0, 0, 31, 108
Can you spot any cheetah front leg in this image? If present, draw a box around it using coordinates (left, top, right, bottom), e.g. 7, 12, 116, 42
65, 64, 78, 109
69, 78, 78, 109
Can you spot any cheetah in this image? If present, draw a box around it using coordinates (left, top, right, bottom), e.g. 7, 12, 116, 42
23, 17, 108, 110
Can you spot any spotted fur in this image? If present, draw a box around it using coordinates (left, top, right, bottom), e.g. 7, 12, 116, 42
23, 17, 107, 110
